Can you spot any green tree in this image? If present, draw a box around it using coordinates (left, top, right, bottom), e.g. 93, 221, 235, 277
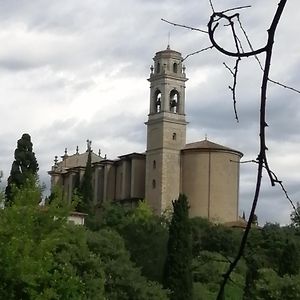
120, 201, 169, 283
0, 179, 105, 299
87, 228, 169, 300
87, 200, 169, 283
164, 194, 193, 300
5, 133, 38, 204
192, 251, 245, 300
278, 239, 300, 276
253, 268, 300, 300
77, 140, 93, 213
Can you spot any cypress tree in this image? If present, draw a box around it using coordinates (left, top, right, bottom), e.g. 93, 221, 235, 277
77, 140, 93, 213
5, 133, 38, 204
164, 194, 193, 300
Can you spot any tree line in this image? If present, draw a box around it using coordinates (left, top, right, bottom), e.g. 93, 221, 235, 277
2, 133, 300, 299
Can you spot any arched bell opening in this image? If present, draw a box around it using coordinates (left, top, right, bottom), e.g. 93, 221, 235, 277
154, 90, 162, 113
170, 89, 179, 113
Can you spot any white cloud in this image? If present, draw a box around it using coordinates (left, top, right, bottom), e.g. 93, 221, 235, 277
1, 0, 299, 225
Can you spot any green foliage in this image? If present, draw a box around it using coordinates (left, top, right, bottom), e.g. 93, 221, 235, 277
190, 217, 242, 258
88, 200, 130, 231
260, 223, 286, 262
5, 133, 39, 204
0, 181, 105, 299
120, 201, 169, 283
200, 224, 241, 256
86, 228, 169, 300
0, 182, 170, 299
278, 239, 300, 276
253, 268, 300, 300
87, 200, 169, 283
243, 255, 263, 300
7, 172, 300, 299
192, 251, 245, 299
164, 194, 193, 300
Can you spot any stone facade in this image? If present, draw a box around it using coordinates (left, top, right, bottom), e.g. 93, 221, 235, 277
49, 47, 243, 223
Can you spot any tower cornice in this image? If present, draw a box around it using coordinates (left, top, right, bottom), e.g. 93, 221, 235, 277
148, 73, 188, 82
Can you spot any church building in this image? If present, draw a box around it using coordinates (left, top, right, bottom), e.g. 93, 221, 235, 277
49, 47, 243, 223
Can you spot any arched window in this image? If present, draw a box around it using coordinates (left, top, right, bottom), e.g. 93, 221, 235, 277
154, 90, 162, 113
156, 62, 160, 73
153, 160, 156, 169
170, 90, 179, 113
173, 62, 178, 73
152, 179, 156, 189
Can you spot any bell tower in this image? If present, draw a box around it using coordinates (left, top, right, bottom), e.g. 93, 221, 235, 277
145, 46, 188, 214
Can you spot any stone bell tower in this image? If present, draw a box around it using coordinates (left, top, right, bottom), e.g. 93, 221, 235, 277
145, 46, 188, 214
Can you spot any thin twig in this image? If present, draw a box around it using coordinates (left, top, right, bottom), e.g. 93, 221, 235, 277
268, 169, 300, 218
268, 78, 300, 94
223, 62, 234, 76
182, 46, 214, 61
237, 14, 300, 94
222, 5, 251, 14
235, 34, 245, 54
223, 14, 243, 122
223, 59, 240, 122
208, 12, 267, 57
161, 18, 208, 34
232, 158, 300, 220
208, 0, 215, 13
236, 16, 264, 69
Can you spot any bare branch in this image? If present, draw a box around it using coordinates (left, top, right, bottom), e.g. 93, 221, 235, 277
267, 169, 300, 218
182, 45, 214, 62
208, 12, 266, 57
216, 1, 288, 299
232, 158, 300, 219
208, 0, 215, 13
223, 62, 234, 76
161, 18, 208, 34
163, 1, 297, 298
268, 78, 300, 94
230, 159, 257, 164
223, 59, 241, 122
236, 14, 300, 94
222, 5, 251, 14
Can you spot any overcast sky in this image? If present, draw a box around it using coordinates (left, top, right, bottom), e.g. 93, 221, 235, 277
0, 0, 299, 225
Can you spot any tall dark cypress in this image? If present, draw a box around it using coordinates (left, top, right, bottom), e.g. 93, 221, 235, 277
77, 140, 93, 213
5, 133, 39, 204
164, 194, 193, 300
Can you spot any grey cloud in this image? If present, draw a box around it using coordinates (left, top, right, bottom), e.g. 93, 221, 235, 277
1, 0, 300, 226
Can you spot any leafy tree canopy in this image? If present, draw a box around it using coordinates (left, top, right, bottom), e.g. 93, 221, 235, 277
0, 180, 105, 299
0, 181, 169, 299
